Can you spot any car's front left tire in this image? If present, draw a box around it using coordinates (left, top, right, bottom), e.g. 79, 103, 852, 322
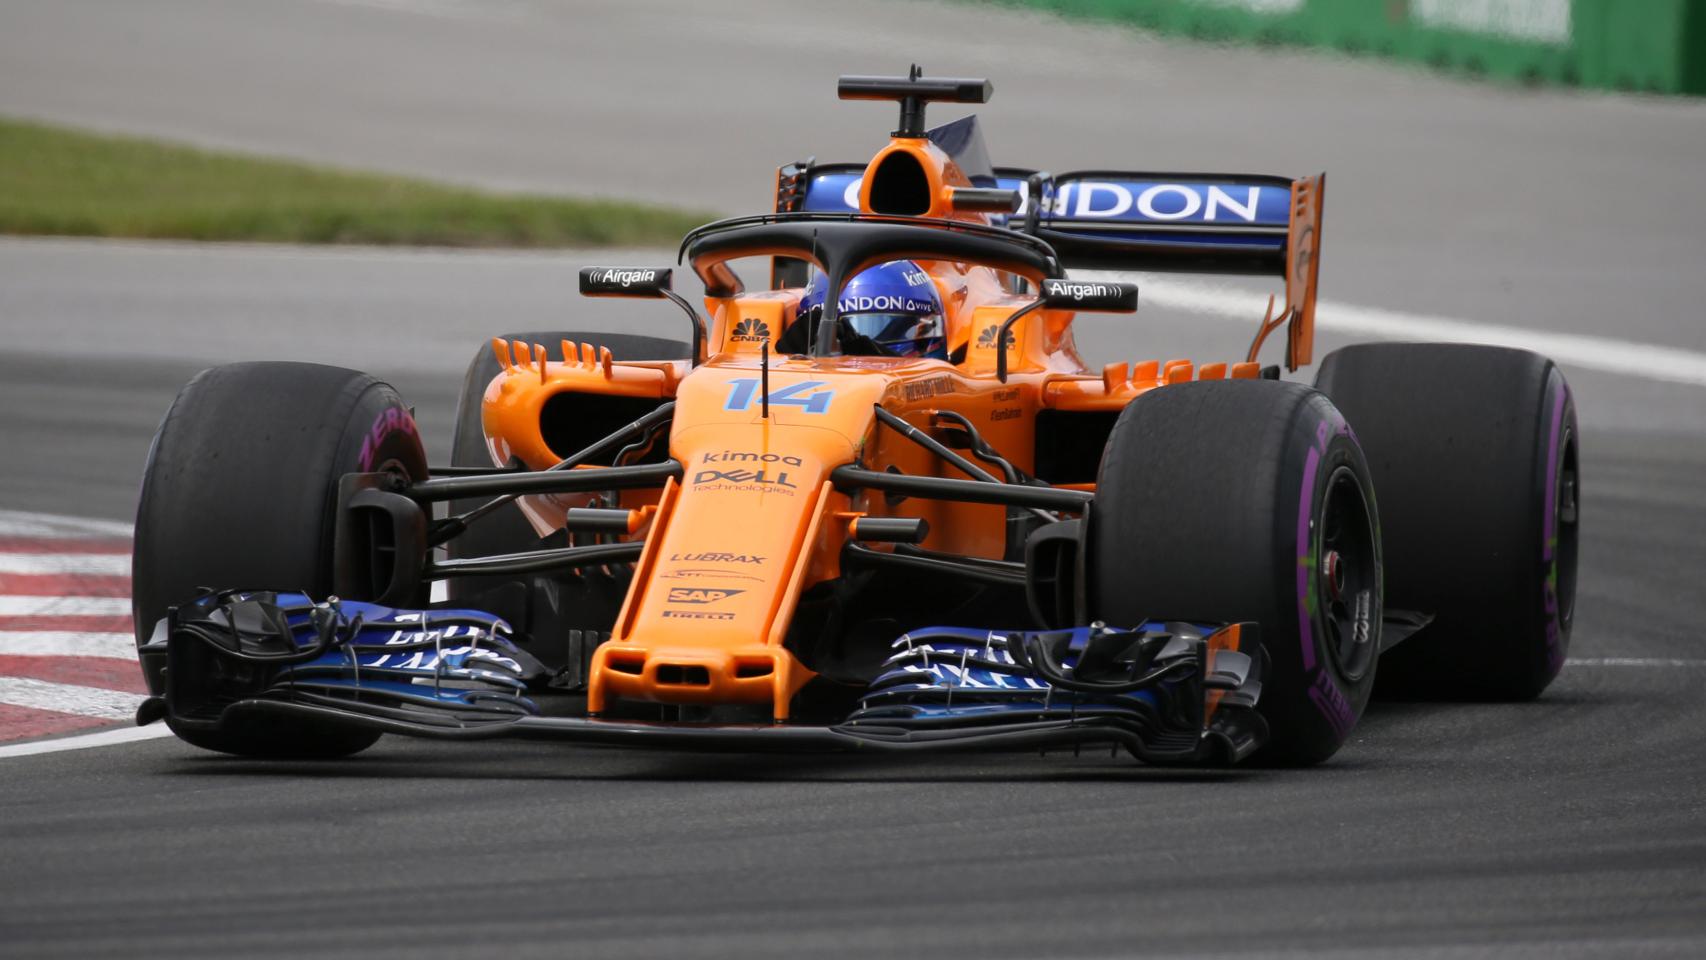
1088, 379, 1383, 765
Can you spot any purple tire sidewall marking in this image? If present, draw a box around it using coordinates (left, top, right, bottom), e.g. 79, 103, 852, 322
1296, 405, 1359, 737
1540, 375, 1570, 671
357, 404, 422, 473
1542, 379, 1565, 563
1308, 681, 1354, 740
1295, 446, 1323, 674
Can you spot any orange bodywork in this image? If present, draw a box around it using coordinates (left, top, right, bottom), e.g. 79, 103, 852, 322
477, 136, 1314, 720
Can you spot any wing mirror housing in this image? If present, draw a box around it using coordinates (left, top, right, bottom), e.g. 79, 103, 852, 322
1037, 278, 1139, 312
577, 267, 706, 364
997, 279, 1139, 382
579, 266, 674, 298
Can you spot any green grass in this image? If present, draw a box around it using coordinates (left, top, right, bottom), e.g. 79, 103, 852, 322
0, 116, 713, 247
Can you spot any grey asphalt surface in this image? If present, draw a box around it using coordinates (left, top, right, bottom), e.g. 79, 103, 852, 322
4, 0, 1706, 350
2, 1, 1705, 958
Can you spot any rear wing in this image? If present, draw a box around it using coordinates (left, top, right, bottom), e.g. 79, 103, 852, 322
1030, 170, 1324, 367
773, 164, 1324, 368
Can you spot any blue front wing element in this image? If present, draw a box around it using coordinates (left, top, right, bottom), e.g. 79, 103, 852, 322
862, 622, 1201, 701
166, 590, 543, 718
152, 590, 1263, 762
843, 622, 1264, 761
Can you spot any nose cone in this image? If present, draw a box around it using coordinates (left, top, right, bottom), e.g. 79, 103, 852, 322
589, 448, 829, 719
587, 365, 881, 719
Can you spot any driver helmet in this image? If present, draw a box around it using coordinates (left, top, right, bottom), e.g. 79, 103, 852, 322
798, 260, 946, 360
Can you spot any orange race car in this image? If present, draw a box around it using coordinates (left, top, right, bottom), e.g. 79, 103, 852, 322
130, 70, 1579, 766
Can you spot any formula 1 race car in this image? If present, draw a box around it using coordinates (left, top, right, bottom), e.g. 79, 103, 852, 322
130, 70, 1580, 766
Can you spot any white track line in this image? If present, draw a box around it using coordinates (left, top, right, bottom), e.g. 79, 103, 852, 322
0, 677, 146, 720
0, 510, 134, 539
0, 553, 131, 575
1567, 657, 1706, 668
0, 724, 175, 759
0, 596, 131, 616
1103, 275, 1706, 389
309, 0, 526, 23
0, 632, 137, 660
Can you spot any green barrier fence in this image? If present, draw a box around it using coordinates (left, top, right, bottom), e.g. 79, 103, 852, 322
993, 0, 1706, 95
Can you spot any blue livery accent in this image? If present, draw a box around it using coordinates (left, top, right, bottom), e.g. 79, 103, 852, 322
794, 170, 1286, 228
1063, 229, 1285, 248
1043, 179, 1290, 226
274, 675, 530, 712
800, 171, 862, 213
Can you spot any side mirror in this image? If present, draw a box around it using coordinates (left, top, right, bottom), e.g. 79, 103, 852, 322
579, 266, 674, 298
576, 266, 705, 363
1037, 278, 1139, 313
997, 279, 1139, 382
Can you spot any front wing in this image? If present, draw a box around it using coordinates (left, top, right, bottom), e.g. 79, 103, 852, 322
137, 591, 1268, 765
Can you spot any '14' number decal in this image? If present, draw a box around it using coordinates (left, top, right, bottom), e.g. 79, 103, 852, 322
723, 379, 834, 415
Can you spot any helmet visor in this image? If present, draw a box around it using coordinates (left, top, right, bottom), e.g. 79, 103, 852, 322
842, 312, 945, 358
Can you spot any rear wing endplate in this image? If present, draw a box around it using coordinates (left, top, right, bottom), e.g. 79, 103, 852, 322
1028, 170, 1324, 369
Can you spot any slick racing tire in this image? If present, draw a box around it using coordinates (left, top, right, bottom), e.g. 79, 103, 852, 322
133, 362, 427, 759
447, 330, 688, 602
1089, 379, 1382, 766
1315, 343, 1578, 700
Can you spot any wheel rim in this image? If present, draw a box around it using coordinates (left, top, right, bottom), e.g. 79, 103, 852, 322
1318, 465, 1378, 683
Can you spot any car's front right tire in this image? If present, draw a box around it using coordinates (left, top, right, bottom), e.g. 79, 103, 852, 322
133, 361, 426, 758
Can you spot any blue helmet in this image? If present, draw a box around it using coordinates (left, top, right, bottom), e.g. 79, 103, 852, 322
798, 260, 946, 360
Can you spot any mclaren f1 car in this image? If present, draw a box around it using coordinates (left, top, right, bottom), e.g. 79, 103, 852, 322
131, 70, 1580, 766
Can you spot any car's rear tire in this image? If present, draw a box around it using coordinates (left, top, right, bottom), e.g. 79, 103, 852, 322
1315, 343, 1578, 700
1088, 379, 1382, 765
133, 361, 427, 758
447, 330, 688, 597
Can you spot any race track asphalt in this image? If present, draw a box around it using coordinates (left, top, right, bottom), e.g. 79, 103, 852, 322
1, 1, 1705, 957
